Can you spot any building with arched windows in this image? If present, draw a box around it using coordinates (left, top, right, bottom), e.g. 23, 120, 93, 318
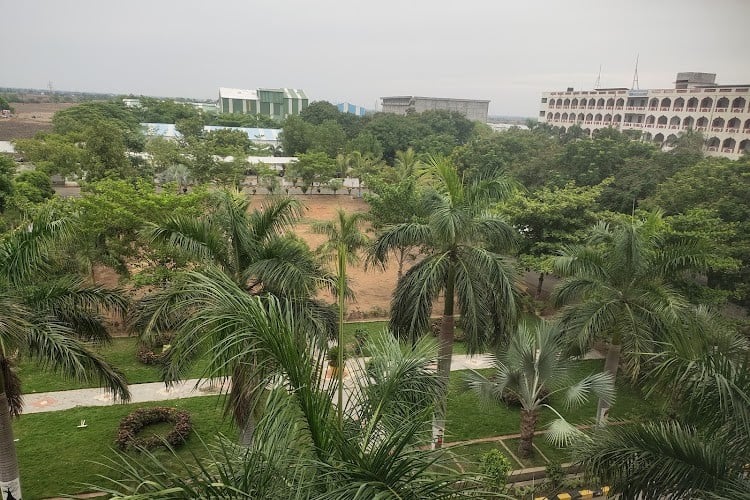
539, 72, 750, 159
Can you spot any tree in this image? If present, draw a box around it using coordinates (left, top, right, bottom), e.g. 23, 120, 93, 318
135, 190, 336, 444
80, 121, 135, 181
0, 208, 131, 499
371, 156, 519, 445
552, 213, 709, 424
280, 115, 314, 155
299, 100, 341, 125
286, 152, 336, 194
465, 320, 614, 458
203, 128, 254, 156
313, 209, 368, 427
573, 312, 749, 499
0, 155, 15, 214
13, 133, 85, 178
13, 170, 55, 204
175, 115, 205, 139
92, 293, 482, 498
499, 182, 604, 298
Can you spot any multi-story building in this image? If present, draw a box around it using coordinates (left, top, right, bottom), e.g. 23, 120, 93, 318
219, 87, 308, 120
381, 96, 489, 122
539, 72, 750, 159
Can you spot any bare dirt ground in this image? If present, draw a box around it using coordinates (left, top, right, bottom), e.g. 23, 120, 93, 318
0, 102, 74, 140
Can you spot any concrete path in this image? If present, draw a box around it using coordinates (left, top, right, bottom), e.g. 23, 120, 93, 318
22, 351, 603, 414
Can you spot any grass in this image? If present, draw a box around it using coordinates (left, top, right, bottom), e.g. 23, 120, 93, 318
13, 395, 234, 500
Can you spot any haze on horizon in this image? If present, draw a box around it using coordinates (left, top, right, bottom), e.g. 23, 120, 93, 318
2, 0, 749, 117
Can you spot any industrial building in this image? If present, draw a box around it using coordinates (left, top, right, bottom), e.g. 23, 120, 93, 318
219, 87, 308, 120
336, 102, 368, 116
539, 72, 750, 159
380, 96, 489, 122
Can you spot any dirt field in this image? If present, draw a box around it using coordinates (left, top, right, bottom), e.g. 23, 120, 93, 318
0, 102, 74, 140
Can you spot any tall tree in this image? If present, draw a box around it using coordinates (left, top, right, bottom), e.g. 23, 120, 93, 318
371, 156, 519, 446
465, 320, 614, 458
312, 209, 368, 427
0, 208, 131, 499
553, 212, 708, 424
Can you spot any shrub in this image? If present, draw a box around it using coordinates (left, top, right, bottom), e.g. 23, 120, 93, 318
479, 449, 512, 491
545, 461, 565, 492
116, 407, 192, 451
135, 333, 174, 365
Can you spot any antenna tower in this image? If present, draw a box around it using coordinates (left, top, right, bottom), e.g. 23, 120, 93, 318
631, 55, 640, 89
48, 80, 54, 93
594, 64, 602, 89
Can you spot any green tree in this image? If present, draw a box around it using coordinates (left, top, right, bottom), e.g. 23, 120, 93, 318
499, 182, 604, 298
135, 190, 335, 443
175, 115, 205, 139
287, 152, 336, 194
553, 213, 709, 424
466, 321, 614, 458
13, 133, 85, 178
371, 156, 519, 445
574, 312, 749, 499
0, 208, 131, 499
313, 209, 368, 427
52, 101, 143, 151
280, 115, 314, 155
0, 155, 15, 214
299, 100, 341, 125
13, 170, 55, 204
203, 128, 254, 156
80, 121, 134, 181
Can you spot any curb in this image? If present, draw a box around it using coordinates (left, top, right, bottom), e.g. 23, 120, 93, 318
534, 486, 610, 499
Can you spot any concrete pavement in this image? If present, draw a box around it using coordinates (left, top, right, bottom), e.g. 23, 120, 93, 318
21, 351, 603, 414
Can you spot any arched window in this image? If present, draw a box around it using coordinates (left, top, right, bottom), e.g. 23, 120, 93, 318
596, 98, 605, 107
666, 134, 678, 146
673, 97, 685, 110
744, 119, 750, 130
547, 112, 553, 120
712, 117, 725, 130
615, 98, 624, 108
657, 116, 668, 126
594, 113, 603, 122
549, 99, 556, 107
588, 98, 596, 107
687, 97, 699, 110
585, 113, 594, 122
563, 99, 571, 108
683, 116, 694, 129
740, 139, 750, 154
583, 128, 591, 137
732, 97, 746, 111
643, 132, 653, 141
571, 98, 579, 108
554, 112, 561, 120
604, 114, 612, 123
722, 138, 736, 152
654, 133, 665, 144
578, 113, 585, 121
661, 97, 672, 110
716, 97, 729, 110
570, 114, 577, 123
606, 98, 614, 108
707, 137, 720, 150
700, 97, 713, 111
562, 113, 569, 121
669, 116, 680, 127
697, 117, 709, 128
649, 98, 659, 110
727, 117, 741, 131
646, 115, 656, 125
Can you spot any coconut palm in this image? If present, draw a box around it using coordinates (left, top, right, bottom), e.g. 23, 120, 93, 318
573, 309, 750, 499
552, 212, 708, 424
91, 277, 490, 499
465, 320, 615, 458
135, 190, 336, 443
371, 156, 519, 446
312, 208, 368, 427
0, 208, 130, 499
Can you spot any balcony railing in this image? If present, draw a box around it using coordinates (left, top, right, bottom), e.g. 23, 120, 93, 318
686, 107, 697, 112
712, 127, 724, 132
732, 108, 745, 113
660, 107, 670, 111
700, 107, 712, 112
727, 128, 739, 133
716, 108, 728, 112
722, 148, 735, 153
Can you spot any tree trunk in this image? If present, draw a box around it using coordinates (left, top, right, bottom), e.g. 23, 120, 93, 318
535, 272, 545, 300
396, 248, 405, 281
597, 343, 621, 426
336, 244, 347, 430
518, 409, 538, 459
0, 365, 22, 499
433, 265, 455, 449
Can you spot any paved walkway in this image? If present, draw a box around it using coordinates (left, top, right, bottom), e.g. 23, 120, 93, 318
22, 351, 603, 414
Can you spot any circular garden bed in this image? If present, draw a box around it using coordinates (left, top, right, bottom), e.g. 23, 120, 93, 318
116, 407, 192, 451
136, 333, 174, 365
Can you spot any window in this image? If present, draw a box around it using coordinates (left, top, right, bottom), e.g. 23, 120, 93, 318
541, 98, 547, 103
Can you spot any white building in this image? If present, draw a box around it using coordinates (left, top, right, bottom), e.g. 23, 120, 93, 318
539, 72, 750, 159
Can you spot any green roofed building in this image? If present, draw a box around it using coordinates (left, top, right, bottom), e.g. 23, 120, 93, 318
219, 87, 308, 120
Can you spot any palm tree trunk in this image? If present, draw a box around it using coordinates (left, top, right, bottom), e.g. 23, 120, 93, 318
396, 248, 405, 281
597, 342, 621, 426
0, 365, 22, 500
336, 244, 347, 429
535, 272, 545, 300
433, 265, 455, 449
518, 409, 538, 459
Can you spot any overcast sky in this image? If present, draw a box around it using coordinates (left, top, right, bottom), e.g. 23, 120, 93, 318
2, 0, 749, 117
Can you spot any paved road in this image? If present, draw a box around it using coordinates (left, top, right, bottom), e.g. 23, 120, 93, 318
22, 351, 604, 414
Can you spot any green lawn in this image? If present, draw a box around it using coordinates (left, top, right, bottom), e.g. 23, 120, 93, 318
13, 395, 234, 499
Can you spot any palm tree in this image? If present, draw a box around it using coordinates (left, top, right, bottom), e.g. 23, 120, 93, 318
312, 208, 368, 427
573, 310, 750, 499
371, 156, 519, 446
0, 208, 130, 499
552, 212, 708, 424
91, 281, 486, 499
135, 190, 336, 443
465, 320, 615, 458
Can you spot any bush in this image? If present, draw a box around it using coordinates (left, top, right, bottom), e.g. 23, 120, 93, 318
479, 449, 512, 491
354, 328, 368, 355
116, 407, 192, 451
135, 333, 174, 365
545, 461, 565, 492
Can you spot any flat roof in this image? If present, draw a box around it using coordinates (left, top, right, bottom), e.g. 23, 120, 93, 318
219, 87, 259, 100
381, 95, 490, 103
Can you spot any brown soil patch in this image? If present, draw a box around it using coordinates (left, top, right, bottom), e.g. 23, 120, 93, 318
0, 102, 74, 140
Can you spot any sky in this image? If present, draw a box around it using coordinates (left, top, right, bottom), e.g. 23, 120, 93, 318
2, 0, 750, 117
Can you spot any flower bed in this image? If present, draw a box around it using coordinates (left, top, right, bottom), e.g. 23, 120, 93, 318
116, 407, 192, 451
